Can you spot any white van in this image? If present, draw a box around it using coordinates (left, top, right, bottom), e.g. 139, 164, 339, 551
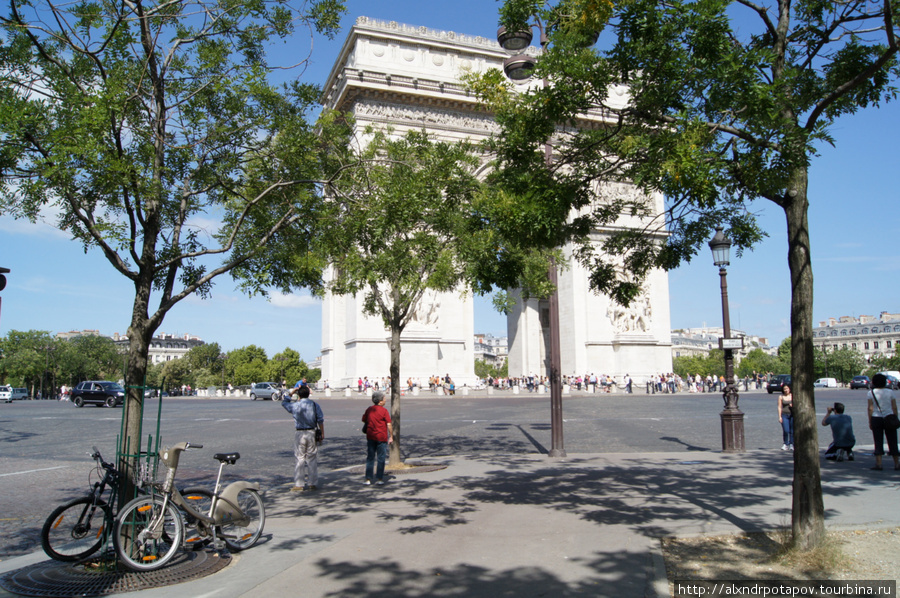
1, 386, 30, 402
813, 378, 838, 388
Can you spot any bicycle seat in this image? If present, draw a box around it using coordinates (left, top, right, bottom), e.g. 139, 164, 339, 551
214, 452, 240, 464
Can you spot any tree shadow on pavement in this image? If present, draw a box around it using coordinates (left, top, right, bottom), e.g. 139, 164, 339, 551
264, 452, 880, 593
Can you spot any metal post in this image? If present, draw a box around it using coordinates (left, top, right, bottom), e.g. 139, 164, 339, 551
718, 267, 745, 452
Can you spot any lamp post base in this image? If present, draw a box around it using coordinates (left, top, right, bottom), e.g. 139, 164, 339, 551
721, 408, 745, 453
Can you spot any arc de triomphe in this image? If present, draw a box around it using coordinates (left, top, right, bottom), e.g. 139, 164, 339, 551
318, 17, 673, 388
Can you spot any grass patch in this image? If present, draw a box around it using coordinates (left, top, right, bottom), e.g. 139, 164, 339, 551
770, 528, 849, 576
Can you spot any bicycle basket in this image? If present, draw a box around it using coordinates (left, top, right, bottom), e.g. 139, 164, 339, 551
134, 453, 161, 488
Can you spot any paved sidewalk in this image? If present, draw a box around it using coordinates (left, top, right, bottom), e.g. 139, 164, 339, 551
1, 449, 896, 597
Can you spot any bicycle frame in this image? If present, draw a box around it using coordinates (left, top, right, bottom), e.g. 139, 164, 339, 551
155, 443, 255, 534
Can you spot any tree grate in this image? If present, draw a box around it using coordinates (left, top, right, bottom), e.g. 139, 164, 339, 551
0, 549, 231, 597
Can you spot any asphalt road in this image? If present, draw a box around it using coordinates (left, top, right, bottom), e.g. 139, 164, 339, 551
0, 386, 873, 558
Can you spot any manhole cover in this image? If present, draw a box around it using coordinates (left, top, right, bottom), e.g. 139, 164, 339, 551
0, 549, 231, 597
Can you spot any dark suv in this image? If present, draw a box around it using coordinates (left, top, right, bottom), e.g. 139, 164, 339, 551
71, 381, 126, 408
766, 374, 792, 394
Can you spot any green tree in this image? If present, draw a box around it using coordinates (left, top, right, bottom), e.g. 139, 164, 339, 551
0, 330, 57, 394
317, 127, 485, 466
59, 335, 125, 385
0, 0, 346, 488
184, 343, 224, 377
267, 348, 306, 386
816, 347, 865, 383
161, 358, 194, 392
486, 0, 899, 549
226, 345, 269, 386
736, 348, 782, 379
673, 351, 725, 379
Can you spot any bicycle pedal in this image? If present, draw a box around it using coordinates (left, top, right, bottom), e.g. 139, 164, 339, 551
212, 539, 227, 551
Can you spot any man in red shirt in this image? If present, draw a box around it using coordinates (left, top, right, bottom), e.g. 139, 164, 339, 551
362, 391, 393, 485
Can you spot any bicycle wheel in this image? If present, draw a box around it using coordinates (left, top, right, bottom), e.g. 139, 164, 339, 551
114, 495, 183, 571
179, 487, 214, 549
221, 489, 265, 551
41, 497, 111, 562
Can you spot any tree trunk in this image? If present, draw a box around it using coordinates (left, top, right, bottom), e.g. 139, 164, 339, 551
118, 279, 158, 506
784, 165, 825, 549
388, 320, 403, 466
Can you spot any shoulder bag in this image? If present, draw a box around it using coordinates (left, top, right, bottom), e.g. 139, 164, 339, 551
872, 390, 900, 430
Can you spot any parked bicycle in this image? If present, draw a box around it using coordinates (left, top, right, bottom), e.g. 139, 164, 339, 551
114, 442, 265, 571
41, 447, 213, 562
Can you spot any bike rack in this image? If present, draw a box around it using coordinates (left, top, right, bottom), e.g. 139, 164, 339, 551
104, 378, 165, 564
119, 378, 164, 496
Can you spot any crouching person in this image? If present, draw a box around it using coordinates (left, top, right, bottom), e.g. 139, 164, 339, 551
822, 402, 855, 461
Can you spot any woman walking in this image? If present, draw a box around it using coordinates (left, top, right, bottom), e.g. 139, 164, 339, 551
778, 385, 794, 451
867, 373, 899, 471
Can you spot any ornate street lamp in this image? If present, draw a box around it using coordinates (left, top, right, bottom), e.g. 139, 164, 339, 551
708, 228, 745, 452
497, 20, 566, 458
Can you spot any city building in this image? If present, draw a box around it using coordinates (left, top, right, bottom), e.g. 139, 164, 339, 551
671, 327, 774, 361
112, 332, 205, 364
475, 333, 508, 367
813, 312, 900, 359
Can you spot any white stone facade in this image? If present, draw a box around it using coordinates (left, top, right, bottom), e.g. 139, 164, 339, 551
318, 17, 673, 388
814, 312, 900, 359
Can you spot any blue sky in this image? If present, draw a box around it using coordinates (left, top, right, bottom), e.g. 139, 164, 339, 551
1, 0, 898, 360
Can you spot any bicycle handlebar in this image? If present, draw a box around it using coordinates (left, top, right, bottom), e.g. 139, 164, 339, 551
186, 442, 203, 449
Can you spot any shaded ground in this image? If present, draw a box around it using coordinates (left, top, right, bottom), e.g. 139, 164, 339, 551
662, 527, 900, 590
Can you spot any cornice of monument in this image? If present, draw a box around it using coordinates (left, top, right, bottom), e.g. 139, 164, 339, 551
321, 16, 514, 113
320, 16, 624, 126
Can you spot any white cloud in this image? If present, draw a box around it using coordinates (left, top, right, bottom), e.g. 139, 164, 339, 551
0, 213, 70, 240
270, 293, 320, 309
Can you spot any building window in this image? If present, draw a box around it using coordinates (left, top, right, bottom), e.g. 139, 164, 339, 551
850, 329, 857, 335
863, 328, 870, 334
874, 341, 879, 349
865, 342, 870, 350
841, 330, 847, 336
833, 344, 838, 350
888, 341, 893, 349
842, 343, 848, 349
852, 343, 857, 349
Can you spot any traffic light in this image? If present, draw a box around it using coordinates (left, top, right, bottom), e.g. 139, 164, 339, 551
0, 267, 8, 292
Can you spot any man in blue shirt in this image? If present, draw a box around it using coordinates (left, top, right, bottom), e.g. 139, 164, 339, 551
822, 402, 855, 461
282, 385, 324, 490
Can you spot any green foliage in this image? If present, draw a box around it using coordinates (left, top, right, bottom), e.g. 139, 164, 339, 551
225, 345, 269, 385
184, 343, 224, 375
266, 348, 308, 385
475, 359, 509, 380
736, 348, 785, 379
0, 330, 57, 388
0, 0, 346, 425
815, 346, 866, 382
0, 331, 123, 390
317, 127, 487, 329
673, 350, 725, 379
62, 335, 125, 384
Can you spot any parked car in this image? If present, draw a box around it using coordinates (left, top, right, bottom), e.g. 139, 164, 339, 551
70, 381, 126, 408
0, 386, 29, 402
850, 375, 871, 389
766, 374, 792, 394
814, 377, 838, 388
249, 382, 281, 401
877, 372, 900, 390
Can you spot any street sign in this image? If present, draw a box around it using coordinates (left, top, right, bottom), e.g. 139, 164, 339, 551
719, 338, 744, 350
